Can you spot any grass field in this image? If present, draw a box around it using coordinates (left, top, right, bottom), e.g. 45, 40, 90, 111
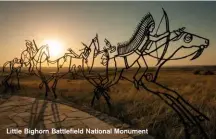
0, 66, 215, 139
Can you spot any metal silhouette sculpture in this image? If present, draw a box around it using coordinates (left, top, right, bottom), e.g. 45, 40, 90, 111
0, 8, 210, 139
21, 40, 69, 98
21, 39, 93, 99
75, 34, 113, 108
1, 40, 35, 90
81, 9, 210, 139
20, 41, 54, 97
1, 57, 23, 90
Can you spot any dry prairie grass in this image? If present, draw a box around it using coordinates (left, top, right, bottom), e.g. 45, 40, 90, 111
0, 67, 215, 139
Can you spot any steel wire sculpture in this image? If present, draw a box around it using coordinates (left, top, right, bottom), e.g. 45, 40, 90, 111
20, 40, 84, 98
80, 9, 210, 139
1, 40, 36, 90
76, 34, 113, 108
1, 57, 23, 90
0, 8, 211, 139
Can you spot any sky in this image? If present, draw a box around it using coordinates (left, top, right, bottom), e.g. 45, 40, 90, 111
0, 1, 215, 67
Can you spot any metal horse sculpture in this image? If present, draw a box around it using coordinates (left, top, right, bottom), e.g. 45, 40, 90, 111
83, 9, 210, 139
74, 34, 112, 107
0, 8, 210, 139
24, 39, 97, 99
1, 40, 37, 90
1, 58, 23, 90
36, 46, 90, 99
20, 42, 55, 97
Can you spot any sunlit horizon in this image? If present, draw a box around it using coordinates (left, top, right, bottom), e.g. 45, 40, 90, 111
42, 39, 65, 59
0, 1, 215, 67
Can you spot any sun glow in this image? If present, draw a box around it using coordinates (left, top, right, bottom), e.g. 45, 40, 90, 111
44, 40, 64, 58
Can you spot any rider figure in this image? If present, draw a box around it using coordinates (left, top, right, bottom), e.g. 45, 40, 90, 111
137, 14, 170, 54
102, 13, 170, 89
24, 40, 39, 74
25, 40, 38, 59
104, 13, 170, 57
67, 45, 90, 62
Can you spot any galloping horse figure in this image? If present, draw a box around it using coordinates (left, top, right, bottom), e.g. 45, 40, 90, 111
21, 42, 54, 97
36, 48, 82, 99
24, 39, 95, 99
90, 9, 210, 139
1, 40, 37, 90
70, 34, 113, 107
36, 36, 101, 99
1, 58, 23, 90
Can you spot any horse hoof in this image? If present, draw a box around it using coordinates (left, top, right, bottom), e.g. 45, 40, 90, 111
133, 80, 140, 90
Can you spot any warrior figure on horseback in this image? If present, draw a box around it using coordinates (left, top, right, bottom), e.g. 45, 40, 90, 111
100, 11, 170, 89
90, 9, 210, 139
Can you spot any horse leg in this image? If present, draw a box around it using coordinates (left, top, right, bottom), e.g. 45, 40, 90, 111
43, 80, 50, 98
102, 91, 112, 109
132, 55, 150, 90
28, 63, 35, 75
31, 64, 35, 74
3, 71, 13, 89
38, 72, 50, 98
103, 65, 124, 108
2, 75, 9, 88
140, 80, 209, 139
138, 55, 151, 81
16, 70, 21, 90
51, 77, 58, 99
106, 68, 124, 88
132, 61, 141, 90
2, 77, 10, 91
39, 76, 54, 89
28, 62, 32, 74
91, 94, 96, 107
68, 56, 73, 72
105, 58, 124, 88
